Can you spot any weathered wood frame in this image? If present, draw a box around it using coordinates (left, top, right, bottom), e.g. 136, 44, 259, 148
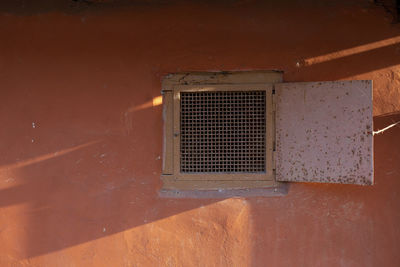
161, 71, 283, 190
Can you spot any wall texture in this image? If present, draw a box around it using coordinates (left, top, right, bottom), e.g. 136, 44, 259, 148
0, 0, 399, 266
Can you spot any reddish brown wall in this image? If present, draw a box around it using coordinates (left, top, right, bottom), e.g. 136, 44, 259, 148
0, 1, 399, 266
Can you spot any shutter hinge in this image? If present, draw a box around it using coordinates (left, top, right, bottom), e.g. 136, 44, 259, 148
272, 87, 277, 171
272, 89, 276, 112
272, 150, 276, 170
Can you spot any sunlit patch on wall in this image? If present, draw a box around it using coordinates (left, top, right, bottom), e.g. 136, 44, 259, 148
120, 198, 252, 266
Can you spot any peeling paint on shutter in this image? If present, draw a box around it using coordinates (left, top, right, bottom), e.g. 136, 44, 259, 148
275, 81, 373, 185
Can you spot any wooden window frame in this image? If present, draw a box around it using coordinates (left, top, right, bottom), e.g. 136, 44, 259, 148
161, 71, 283, 191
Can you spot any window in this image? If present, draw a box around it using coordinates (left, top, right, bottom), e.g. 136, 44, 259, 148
161, 71, 373, 192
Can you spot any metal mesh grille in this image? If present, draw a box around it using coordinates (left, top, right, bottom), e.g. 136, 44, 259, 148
180, 91, 266, 173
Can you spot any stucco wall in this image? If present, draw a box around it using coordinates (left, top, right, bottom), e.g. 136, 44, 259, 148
0, 1, 399, 266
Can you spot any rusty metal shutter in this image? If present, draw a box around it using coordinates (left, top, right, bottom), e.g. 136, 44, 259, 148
275, 81, 373, 185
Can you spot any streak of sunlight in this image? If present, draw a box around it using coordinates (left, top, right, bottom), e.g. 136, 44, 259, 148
0, 140, 102, 171
304, 36, 400, 66
127, 95, 163, 113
